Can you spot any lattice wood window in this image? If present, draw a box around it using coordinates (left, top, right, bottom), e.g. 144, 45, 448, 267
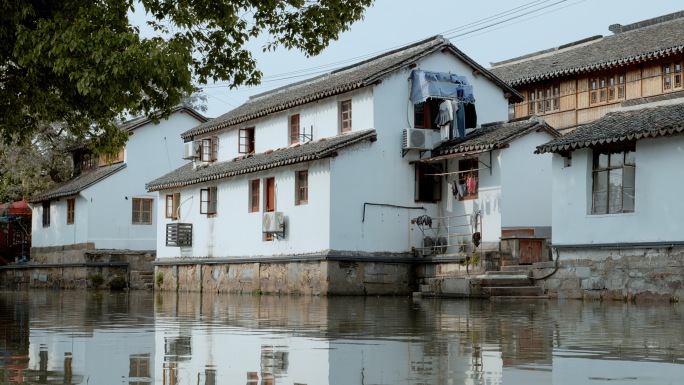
295, 170, 308, 205
340, 100, 352, 132
592, 146, 635, 214
290, 114, 300, 145
663, 61, 683, 91
200, 136, 218, 162
132, 198, 153, 224
66, 198, 75, 224
250, 179, 260, 212
590, 74, 625, 105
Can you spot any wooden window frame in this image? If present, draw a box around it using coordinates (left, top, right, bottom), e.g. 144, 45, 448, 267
132, 198, 153, 225
239, 127, 255, 154
663, 61, 683, 91
42, 201, 50, 227
340, 100, 352, 133
98, 146, 125, 166
66, 198, 75, 225
200, 136, 218, 162
289, 114, 300, 145
414, 162, 442, 203
591, 145, 636, 215
295, 170, 308, 205
264, 177, 275, 241
250, 179, 260, 212
590, 74, 626, 105
458, 158, 479, 201
527, 91, 535, 115
200, 187, 217, 215
165, 193, 181, 219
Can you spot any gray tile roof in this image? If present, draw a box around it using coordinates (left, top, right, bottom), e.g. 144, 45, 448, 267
119, 105, 207, 132
29, 163, 127, 203
182, 36, 522, 139
536, 100, 684, 154
431, 116, 560, 157
146, 129, 377, 192
489, 12, 684, 86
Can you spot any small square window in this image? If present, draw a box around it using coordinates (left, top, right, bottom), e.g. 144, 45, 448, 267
132, 198, 153, 225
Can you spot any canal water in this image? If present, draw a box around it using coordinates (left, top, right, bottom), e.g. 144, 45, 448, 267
1, 291, 683, 385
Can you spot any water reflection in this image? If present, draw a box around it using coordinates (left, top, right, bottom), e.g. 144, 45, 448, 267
1, 291, 683, 384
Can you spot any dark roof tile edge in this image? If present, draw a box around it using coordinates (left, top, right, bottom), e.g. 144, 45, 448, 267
29, 164, 127, 203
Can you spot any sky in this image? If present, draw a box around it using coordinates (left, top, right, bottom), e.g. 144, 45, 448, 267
189, 0, 684, 118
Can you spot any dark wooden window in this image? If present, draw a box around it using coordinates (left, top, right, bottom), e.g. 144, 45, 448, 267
414, 98, 441, 129
340, 100, 352, 132
264, 177, 275, 241
663, 61, 683, 91
132, 198, 153, 224
129, 353, 150, 380
165, 193, 180, 219
200, 136, 218, 162
200, 187, 217, 215
66, 198, 75, 224
290, 114, 300, 145
42, 201, 50, 227
239, 127, 255, 154
250, 179, 260, 212
590, 74, 625, 104
295, 170, 308, 205
415, 162, 442, 202
458, 158, 479, 200
528, 91, 535, 115
592, 146, 636, 214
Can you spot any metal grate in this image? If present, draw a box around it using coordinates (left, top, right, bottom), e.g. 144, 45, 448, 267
166, 223, 192, 247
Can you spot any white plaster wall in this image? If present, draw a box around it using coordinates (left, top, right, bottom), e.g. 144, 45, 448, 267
328, 52, 510, 253
31, 111, 203, 250
156, 160, 333, 259
499, 131, 555, 229
551, 135, 684, 245
199, 87, 375, 163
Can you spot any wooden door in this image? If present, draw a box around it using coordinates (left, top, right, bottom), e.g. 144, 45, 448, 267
519, 239, 542, 264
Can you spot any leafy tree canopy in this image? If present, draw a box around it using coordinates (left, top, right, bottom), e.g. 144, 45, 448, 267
1, 0, 373, 152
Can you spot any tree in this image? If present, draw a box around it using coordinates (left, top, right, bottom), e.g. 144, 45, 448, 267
1, 0, 374, 150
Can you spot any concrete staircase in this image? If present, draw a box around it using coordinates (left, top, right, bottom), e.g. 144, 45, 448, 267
130, 270, 155, 290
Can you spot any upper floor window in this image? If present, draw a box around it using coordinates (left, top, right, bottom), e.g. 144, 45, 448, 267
295, 170, 308, 205
98, 146, 125, 166
132, 198, 153, 225
414, 98, 440, 129
527, 84, 560, 115
663, 61, 683, 91
589, 74, 625, 105
289, 114, 300, 145
200, 136, 218, 162
42, 201, 50, 227
66, 198, 75, 224
200, 186, 217, 215
415, 162, 442, 203
591, 146, 635, 214
239, 127, 255, 154
165, 193, 180, 219
340, 100, 352, 133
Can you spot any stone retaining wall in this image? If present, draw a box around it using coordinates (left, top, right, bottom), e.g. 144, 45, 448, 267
154, 259, 415, 295
534, 247, 684, 302
1, 247, 155, 290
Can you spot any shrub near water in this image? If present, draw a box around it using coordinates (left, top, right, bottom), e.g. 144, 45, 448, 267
108, 277, 127, 291
90, 273, 105, 288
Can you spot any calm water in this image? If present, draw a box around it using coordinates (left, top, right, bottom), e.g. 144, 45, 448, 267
1, 291, 683, 385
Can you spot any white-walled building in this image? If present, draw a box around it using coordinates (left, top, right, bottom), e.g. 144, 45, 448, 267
27, 107, 206, 288
535, 98, 684, 301
147, 36, 528, 294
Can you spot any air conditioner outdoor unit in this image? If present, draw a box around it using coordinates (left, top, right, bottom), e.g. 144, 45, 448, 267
403, 128, 434, 150
182, 141, 201, 160
263, 211, 285, 234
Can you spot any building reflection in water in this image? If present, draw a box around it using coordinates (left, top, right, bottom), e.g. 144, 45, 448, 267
1, 291, 683, 384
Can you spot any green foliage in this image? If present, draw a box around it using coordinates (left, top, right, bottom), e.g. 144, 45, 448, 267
1, 0, 373, 149
108, 276, 127, 291
155, 271, 164, 289
90, 273, 105, 288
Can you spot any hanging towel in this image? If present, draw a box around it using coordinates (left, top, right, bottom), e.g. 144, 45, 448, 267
466, 176, 478, 194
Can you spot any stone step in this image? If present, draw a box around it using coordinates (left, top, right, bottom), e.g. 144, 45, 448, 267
501, 265, 532, 273
490, 295, 549, 301
482, 286, 544, 297
475, 276, 532, 287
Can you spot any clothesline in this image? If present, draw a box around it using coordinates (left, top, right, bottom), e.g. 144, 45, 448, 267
427, 167, 489, 177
